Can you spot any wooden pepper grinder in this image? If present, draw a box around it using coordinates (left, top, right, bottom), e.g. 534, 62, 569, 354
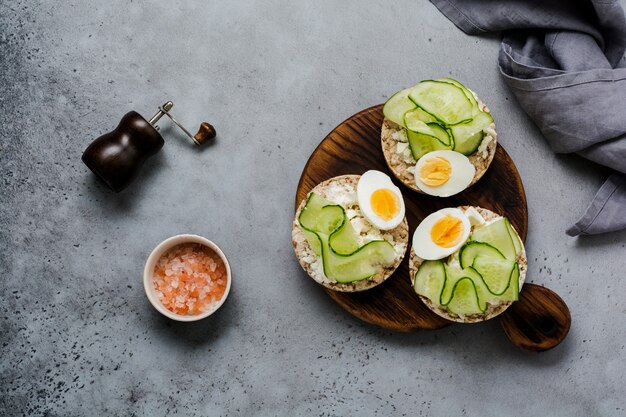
82, 101, 216, 192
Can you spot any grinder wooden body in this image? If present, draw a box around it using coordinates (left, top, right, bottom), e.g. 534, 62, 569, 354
82, 111, 164, 192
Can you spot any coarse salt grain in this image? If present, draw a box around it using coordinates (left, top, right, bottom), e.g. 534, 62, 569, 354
153, 243, 227, 316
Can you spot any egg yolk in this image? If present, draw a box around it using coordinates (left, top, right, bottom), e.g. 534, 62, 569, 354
370, 189, 400, 221
419, 157, 452, 187
430, 214, 464, 248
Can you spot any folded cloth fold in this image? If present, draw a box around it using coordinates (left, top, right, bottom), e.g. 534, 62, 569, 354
429, 0, 626, 236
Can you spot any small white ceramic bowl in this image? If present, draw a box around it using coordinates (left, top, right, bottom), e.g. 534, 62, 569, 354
143, 234, 232, 322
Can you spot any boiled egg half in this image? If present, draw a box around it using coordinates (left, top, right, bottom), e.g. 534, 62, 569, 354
413, 208, 471, 260
357, 170, 405, 230
415, 150, 475, 197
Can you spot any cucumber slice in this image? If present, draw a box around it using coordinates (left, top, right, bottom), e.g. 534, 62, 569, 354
406, 130, 450, 160
406, 124, 452, 160
443, 264, 500, 305
486, 262, 520, 302
505, 218, 523, 256
408, 80, 474, 126
475, 262, 520, 302
403, 116, 452, 146
403, 117, 430, 135
383, 87, 416, 126
299, 193, 339, 235
415, 237, 520, 312
459, 241, 515, 295
450, 111, 493, 155
428, 123, 453, 147
509, 263, 520, 301
451, 129, 482, 156
417, 254, 518, 313
321, 238, 396, 283
298, 193, 345, 256
437, 264, 465, 306
303, 230, 322, 256
472, 256, 516, 295
413, 260, 445, 302
436, 77, 479, 113
298, 193, 397, 283
459, 241, 506, 269
328, 207, 360, 255
443, 278, 487, 314
403, 107, 437, 127
461, 266, 500, 304
470, 217, 516, 260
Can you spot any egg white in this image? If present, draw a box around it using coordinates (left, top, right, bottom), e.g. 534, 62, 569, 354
357, 170, 405, 231
415, 150, 475, 197
412, 208, 471, 260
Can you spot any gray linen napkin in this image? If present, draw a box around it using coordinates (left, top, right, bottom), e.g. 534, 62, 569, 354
429, 0, 626, 235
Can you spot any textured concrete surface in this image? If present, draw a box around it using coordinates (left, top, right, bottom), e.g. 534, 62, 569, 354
2, 1, 626, 416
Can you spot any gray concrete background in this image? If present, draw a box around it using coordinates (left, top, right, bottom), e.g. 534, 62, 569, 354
1, 0, 626, 416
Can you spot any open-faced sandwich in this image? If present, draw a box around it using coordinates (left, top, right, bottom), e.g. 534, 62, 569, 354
381, 78, 497, 196
292, 171, 409, 292
410, 206, 526, 323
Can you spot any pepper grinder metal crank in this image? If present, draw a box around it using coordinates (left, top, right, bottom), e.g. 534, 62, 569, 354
82, 101, 216, 192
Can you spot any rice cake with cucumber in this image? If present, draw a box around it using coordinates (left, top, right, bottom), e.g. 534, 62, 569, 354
381, 78, 497, 195
292, 172, 409, 292
410, 206, 527, 323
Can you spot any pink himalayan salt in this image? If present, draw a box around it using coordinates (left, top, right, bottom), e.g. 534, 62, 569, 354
153, 243, 227, 316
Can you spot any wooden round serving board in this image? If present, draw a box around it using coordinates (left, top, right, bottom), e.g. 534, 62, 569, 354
295, 105, 570, 351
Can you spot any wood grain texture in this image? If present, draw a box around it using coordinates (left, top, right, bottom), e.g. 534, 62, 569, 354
295, 105, 529, 332
500, 284, 571, 352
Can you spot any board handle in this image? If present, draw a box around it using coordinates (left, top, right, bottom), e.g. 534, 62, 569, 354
499, 283, 571, 352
